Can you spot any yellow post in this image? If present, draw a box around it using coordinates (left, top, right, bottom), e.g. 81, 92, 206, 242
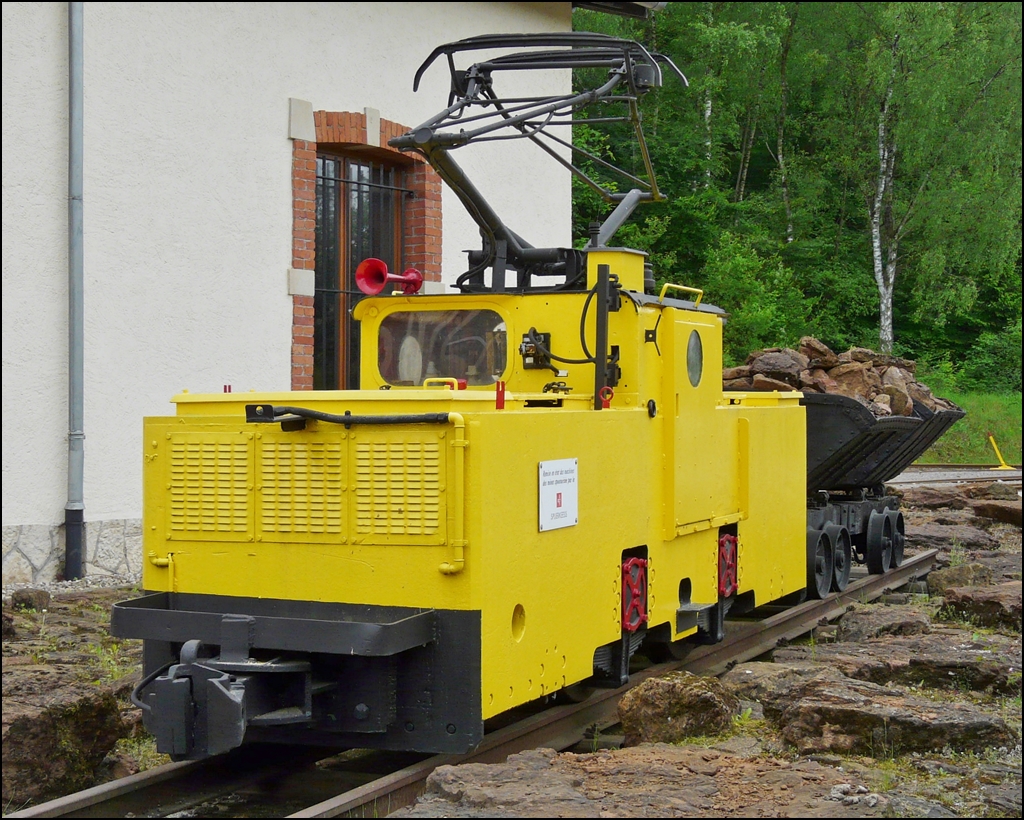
987, 432, 1014, 470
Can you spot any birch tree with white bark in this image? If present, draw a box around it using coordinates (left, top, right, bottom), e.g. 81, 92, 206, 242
823, 2, 1021, 352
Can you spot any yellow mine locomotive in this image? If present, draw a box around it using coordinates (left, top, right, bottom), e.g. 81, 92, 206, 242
112, 34, 963, 761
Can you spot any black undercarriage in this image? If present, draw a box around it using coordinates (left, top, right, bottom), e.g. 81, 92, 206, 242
111, 593, 481, 760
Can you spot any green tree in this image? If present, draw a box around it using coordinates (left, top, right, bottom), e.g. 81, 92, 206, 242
571, 3, 1022, 368
775, 2, 1022, 352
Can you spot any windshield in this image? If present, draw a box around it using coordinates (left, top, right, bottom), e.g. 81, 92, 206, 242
378, 309, 507, 386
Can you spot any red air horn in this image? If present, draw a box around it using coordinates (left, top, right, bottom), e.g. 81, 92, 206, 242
355, 258, 424, 295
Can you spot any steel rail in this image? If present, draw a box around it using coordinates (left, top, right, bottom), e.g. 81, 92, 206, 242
7, 760, 200, 818
888, 466, 1021, 486
903, 463, 1023, 470
9, 550, 937, 819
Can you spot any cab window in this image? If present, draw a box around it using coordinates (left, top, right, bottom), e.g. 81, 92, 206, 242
378, 310, 507, 386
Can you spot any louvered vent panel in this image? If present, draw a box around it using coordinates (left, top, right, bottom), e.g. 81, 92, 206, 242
169, 436, 250, 538
355, 437, 445, 544
259, 440, 345, 536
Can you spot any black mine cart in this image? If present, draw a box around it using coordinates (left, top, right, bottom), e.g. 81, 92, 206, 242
801, 392, 965, 597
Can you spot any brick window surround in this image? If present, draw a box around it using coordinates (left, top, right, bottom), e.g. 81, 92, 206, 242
291, 111, 442, 389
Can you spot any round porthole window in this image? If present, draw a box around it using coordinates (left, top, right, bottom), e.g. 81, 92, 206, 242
687, 329, 703, 387
511, 604, 526, 642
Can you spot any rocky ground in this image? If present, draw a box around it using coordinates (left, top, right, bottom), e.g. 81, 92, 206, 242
2, 480, 1021, 817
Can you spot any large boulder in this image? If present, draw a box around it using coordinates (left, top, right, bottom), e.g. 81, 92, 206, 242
418, 749, 592, 816
748, 350, 808, 387
979, 482, 1022, 502
881, 384, 914, 416
722, 365, 751, 381
834, 605, 931, 642
906, 381, 955, 413
721, 662, 844, 702
829, 362, 882, 402
773, 676, 1017, 756
928, 563, 994, 596
11, 589, 51, 612
965, 550, 1023, 583
873, 354, 917, 373
808, 368, 839, 393
969, 500, 1022, 528
2, 671, 130, 805
940, 582, 1022, 631
905, 522, 1000, 551
618, 671, 739, 746
900, 487, 970, 510
773, 631, 1021, 695
723, 662, 1018, 756
798, 336, 840, 369
752, 373, 797, 392
724, 377, 754, 390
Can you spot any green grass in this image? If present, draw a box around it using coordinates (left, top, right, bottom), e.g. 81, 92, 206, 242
915, 390, 1022, 465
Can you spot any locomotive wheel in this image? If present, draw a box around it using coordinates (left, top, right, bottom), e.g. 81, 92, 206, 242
643, 636, 691, 662
806, 528, 834, 600
824, 524, 852, 592
558, 682, 596, 703
866, 509, 893, 574
886, 509, 905, 569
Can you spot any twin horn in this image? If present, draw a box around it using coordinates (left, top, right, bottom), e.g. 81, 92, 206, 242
355, 258, 424, 295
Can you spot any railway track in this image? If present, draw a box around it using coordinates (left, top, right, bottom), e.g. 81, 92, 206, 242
887, 463, 1021, 487
10, 549, 937, 820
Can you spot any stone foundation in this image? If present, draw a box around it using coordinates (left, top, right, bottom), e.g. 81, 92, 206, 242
2, 519, 142, 586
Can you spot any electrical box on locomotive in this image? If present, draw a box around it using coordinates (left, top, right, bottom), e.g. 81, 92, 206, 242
112, 34, 964, 762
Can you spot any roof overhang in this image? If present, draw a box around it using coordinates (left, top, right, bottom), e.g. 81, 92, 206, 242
572, 2, 668, 19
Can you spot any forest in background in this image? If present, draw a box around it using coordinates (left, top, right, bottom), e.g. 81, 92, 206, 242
571, 2, 1022, 392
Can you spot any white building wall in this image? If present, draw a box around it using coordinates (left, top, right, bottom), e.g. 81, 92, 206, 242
2, 2, 572, 583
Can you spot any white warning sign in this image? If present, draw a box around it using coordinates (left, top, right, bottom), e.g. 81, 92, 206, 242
538, 458, 578, 532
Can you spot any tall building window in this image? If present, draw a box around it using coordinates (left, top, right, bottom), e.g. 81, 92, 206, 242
314, 155, 411, 390
289, 111, 441, 391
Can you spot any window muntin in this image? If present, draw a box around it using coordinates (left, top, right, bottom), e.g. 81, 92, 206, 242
378, 310, 507, 386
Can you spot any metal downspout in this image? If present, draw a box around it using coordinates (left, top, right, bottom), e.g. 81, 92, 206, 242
65, 1, 85, 579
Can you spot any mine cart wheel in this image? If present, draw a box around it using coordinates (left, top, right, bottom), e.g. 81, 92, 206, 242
806, 528, 834, 600
866, 509, 893, 574
886, 509, 905, 569
824, 524, 852, 592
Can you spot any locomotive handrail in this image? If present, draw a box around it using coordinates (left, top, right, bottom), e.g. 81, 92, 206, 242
658, 283, 704, 306
439, 412, 468, 576
422, 377, 462, 391
244, 404, 450, 429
